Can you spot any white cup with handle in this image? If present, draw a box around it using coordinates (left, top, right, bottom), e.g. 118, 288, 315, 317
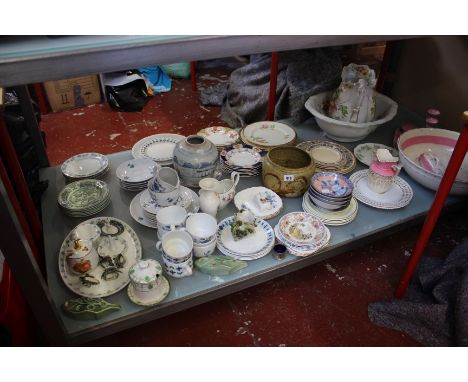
155, 230, 193, 278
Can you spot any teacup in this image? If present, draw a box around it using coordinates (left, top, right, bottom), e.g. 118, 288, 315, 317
71, 223, 101, 248
65, 239, 99, 275
152, 167, 180, 192
156, 205, 190, 239
193, 239, 217, 258
156, 230, 193, 278
129, 259, 163, 300
185, 213, 217, 245
148, 179, 180, 207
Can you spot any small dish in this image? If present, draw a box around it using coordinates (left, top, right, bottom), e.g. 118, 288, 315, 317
234, 186, 283, 220
310, 172, 353, 198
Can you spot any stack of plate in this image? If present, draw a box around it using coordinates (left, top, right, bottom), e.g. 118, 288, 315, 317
58, 179, 111, 217
116, 159, 158, 191
240, 121, 297, 151
136, 187, 200, 226
219, 144, 263, 177
61, 153, 109, 181
296, 140, 356, 174
131, 133, 185, 166
307, 172, 354, 212
302, 193, 358, 226
197, 126, 240, 152
274, 212, 331, 257
216, 216, 275, 261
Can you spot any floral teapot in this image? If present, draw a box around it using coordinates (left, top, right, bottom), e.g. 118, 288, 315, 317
327, 63, 377, 123
198, 172, 240, 217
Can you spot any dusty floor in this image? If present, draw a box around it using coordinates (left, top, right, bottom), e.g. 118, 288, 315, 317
40, 64, 467, 346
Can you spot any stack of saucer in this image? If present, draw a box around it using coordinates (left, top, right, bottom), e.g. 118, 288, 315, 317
197, 126, 240, 152
274, 212, 331, 257
302, 193, 358, 226
220, 144, 263, 177
58, 179, 111, 217
61, 153, 109, 181
307, 172, 354, 212
116, 159, 158, 191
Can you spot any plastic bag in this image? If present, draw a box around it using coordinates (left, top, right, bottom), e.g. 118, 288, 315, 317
103, 71, 149, 112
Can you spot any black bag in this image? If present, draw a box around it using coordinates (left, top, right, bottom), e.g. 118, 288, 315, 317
104, 71, 149, 112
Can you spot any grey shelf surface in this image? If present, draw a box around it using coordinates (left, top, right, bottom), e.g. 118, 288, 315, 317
0, 35, 413, 87
40, 107, 458, 344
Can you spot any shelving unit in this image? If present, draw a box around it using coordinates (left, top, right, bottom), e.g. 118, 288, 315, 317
1, 35, 445, 345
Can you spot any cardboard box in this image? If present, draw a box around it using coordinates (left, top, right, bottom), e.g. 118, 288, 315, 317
43, 75, 101, 112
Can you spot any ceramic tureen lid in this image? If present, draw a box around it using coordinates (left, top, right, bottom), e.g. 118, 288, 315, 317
129, 259, 162, 284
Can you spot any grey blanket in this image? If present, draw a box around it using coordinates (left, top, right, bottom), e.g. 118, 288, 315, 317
200, 49, 342, 128
368, 238, 468, 346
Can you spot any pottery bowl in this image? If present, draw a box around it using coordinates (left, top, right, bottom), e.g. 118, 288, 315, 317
310, 172, 353, 198
398, 128, 468, 195
262, 147, 315, 197
305, 91, 398, 142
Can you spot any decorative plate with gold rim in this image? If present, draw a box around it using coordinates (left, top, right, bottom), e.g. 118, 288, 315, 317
297, 140, 356, 174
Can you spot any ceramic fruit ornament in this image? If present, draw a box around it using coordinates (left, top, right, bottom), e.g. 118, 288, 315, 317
194, 255, 247, 276
231, 209, 257, 241
367, 148, 401, 194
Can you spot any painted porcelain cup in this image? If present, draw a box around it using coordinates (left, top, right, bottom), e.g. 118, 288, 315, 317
148, 179, 180, 207
156, 230, 193, 278
193, 239, 217, 258
65, 239, 99, 275
128, 259, 163, 300
151, 167, 180, 192
185, 213, 217, 245
71, 223, 101, 247
156, 205, 190, 239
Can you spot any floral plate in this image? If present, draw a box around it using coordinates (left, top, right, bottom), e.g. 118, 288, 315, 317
354, 143, 399, 166
58, 217, 142, 298
197, 126, 239, 147
241, 121, 296, 149
278, 212, 328, 245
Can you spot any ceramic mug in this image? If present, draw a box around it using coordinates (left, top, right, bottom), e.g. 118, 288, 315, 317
156, 205, 190, 239
129, 259, 163, 300
185, 213, 217, 245
152, 167, 180, 192
148, 179, 180, 207
193, 239, 217, 258
65, 239, 99, 275
156, 230, 193, 278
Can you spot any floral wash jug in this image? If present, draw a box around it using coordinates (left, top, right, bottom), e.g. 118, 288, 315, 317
327, 63, 377, 123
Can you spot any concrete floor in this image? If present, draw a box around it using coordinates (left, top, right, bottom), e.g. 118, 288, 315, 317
40, 67, 468, 346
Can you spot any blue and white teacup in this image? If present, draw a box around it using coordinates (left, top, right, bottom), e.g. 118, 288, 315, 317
156, 206, 190, 239
148, 179, 180, 207
185, 213, 217, 245
151, 167, 180, 193
155, 230, 193, 278
193, 238, 216, 258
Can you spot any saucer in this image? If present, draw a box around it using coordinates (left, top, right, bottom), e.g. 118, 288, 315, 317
127, 276, 170, 306
129, 192, 158, 228
234, 187, 283, 220
350, 170, 413, 209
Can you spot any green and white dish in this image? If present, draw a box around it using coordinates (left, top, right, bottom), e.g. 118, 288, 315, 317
127, 276, 170, 306
58, 179, 110, 211
354, 143, 399, 166
58, 217, 142, 298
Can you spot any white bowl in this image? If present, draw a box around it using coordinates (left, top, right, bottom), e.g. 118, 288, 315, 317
397, 128, 468, 195
305, 91, 398, 142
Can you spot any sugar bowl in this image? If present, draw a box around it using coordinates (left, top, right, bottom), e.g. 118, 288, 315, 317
128, 259, 163, 300
368, 148, 401, 193
65, 238, 99, 275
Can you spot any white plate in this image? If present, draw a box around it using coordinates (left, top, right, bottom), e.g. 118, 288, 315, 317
224, 147, 262, 167
58, 217, 142, 298
278, 212, 329, 245
197, 126, 239, 146
234, 187, 283, 220
354, 143, 399, 166
129, 191, 158, 228
116, 159, 158, 183
350, 170, 413, 209
127, 276, 170, 306
216, 216, 274, 260
61, 153, 109, 179
242, 121, 296, 148
302, 194, 358, 226
132, 134, 185, 162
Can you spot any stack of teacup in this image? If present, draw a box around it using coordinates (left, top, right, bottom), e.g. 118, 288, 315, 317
155, 209, 218, 278
307, 172, 354, 211
148, 167, 181, 206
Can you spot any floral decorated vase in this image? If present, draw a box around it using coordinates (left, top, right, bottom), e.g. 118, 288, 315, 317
173, 135, 219, 187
